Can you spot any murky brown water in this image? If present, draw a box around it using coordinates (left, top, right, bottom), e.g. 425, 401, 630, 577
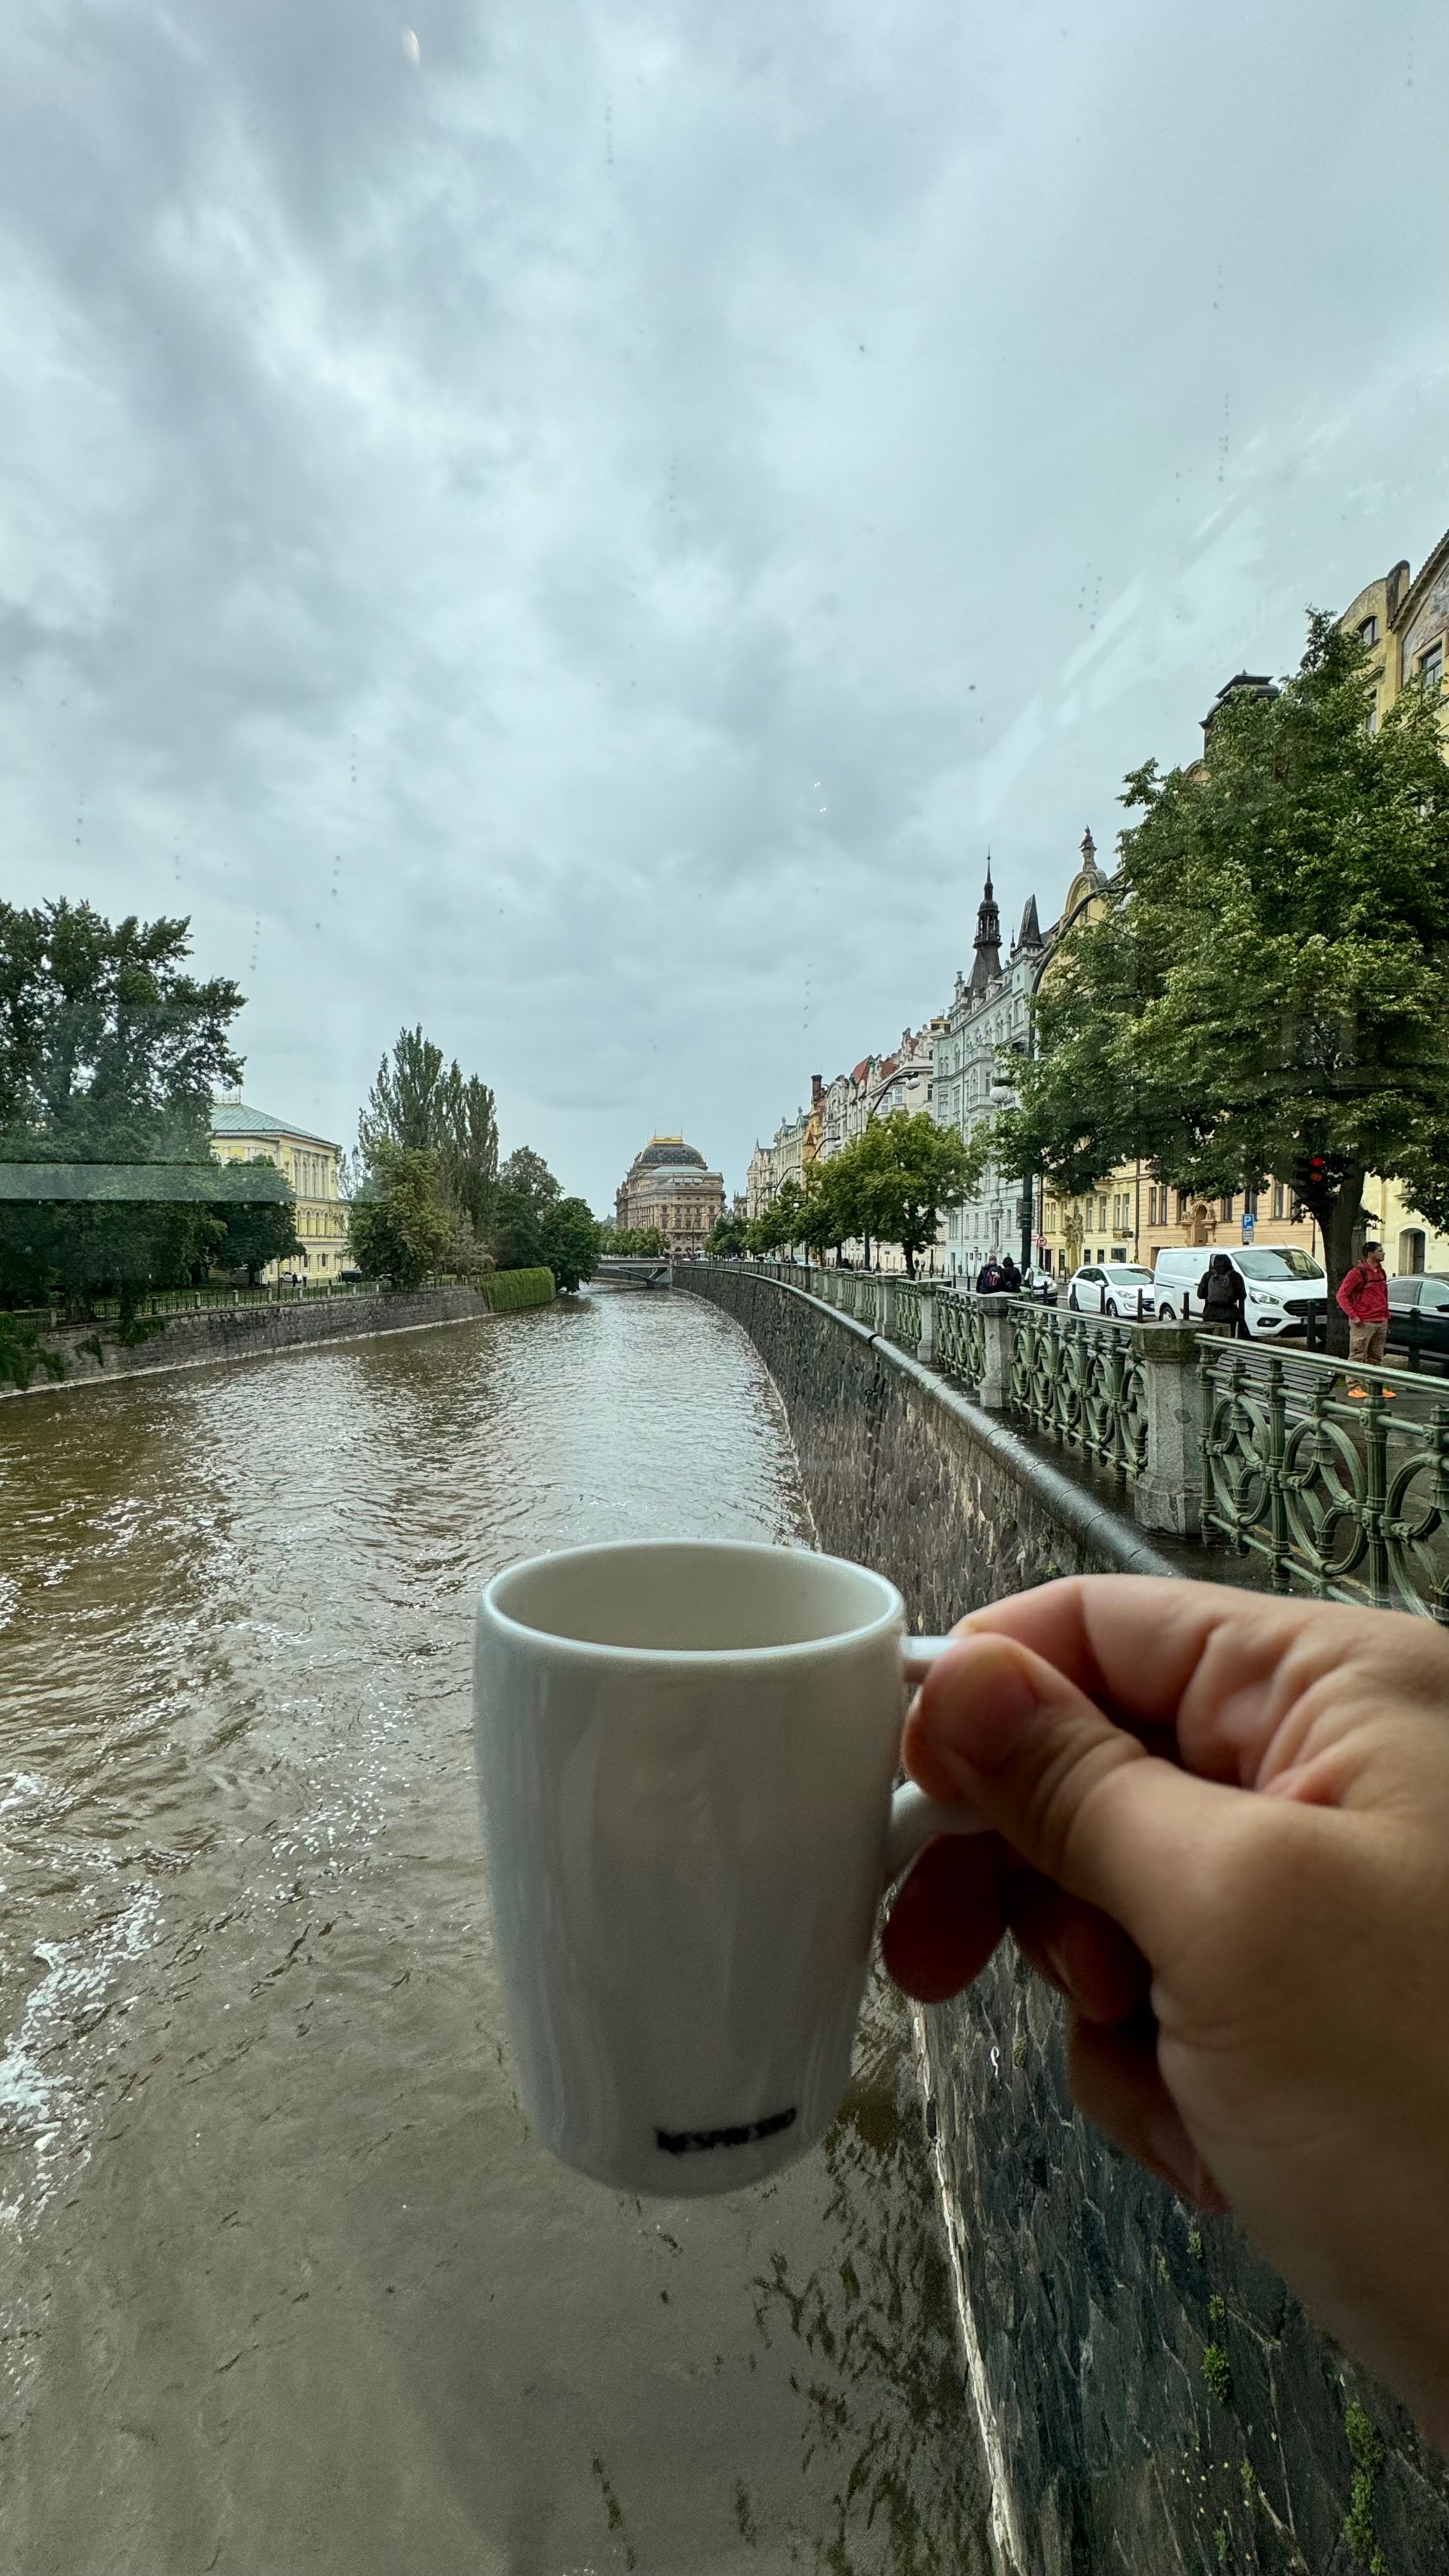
0, 1290, 988, 2575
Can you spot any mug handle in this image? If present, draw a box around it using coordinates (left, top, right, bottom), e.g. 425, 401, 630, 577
884, 1634, 988, 1889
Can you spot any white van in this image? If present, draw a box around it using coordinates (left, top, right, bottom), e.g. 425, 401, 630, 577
1153, 1245, 1328, 1337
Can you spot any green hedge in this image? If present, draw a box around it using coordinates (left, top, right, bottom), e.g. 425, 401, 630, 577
482, 1266, 556, 1314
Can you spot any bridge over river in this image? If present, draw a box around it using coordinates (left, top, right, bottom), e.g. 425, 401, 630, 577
0, 1287, 988, 2575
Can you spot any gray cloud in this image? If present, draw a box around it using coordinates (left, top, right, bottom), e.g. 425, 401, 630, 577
1, 0, 1444, 1204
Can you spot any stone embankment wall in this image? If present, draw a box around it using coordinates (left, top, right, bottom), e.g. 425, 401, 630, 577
0, 1283, 523, 1399
679, 1266, 1449, 2576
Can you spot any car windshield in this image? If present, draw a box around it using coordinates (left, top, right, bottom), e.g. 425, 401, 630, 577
1234, 1251, 1325, 1281
1105, 1267, 1154, 1282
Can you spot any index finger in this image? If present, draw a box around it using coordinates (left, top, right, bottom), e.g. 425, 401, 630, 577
953, 1577, 1443, 1790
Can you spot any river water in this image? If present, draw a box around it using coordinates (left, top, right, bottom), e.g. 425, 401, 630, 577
0, 1289, 988, 2575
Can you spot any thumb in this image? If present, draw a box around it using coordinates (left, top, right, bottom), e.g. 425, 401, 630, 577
906, 1632, 1228, 1963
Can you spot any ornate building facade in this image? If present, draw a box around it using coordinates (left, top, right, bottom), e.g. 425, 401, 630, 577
615, 1135, 724, 1251
210, 1099, 351, 1278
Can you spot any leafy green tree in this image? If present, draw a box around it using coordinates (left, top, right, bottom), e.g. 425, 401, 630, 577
347, 1144, 450, 1289
217, 1195, 301, 1284
992, 619, 1449, 1325
491, 1145, 563, 1269
540, 1196, 602, 1292
843, 1113, 974, 1275
705, 1212, 749, 1258
0, 900, 247, 1317
601, 1223, 667, 1255
358, 1027, 498, 1236
747, 1176, 806, 1256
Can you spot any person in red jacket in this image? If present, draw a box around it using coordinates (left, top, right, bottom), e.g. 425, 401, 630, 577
1336, 1239, 1391, 1386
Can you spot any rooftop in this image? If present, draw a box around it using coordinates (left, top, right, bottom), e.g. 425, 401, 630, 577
211, 1101, 339, 1151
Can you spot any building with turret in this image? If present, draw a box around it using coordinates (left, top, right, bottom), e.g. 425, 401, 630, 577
932, 843, 1101, 1277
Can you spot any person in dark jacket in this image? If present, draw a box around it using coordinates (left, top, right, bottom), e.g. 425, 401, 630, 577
976, 1257, 1004, 1294
1197, 1252, 1246, 1337
999, 1255, 1022, 1293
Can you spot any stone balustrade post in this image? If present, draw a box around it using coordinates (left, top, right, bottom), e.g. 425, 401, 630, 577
916, 1282, 936, 1365
1130, 1324, 1205, 1537
976, 1292, 1013, 1411
877, 1277, 896, 1340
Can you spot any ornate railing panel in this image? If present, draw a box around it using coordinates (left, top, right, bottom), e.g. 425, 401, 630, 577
891, 1281, 921, 1351
1200, 1343, 1449, 1620
1007, 1301, 1149, 1484
934, 1291, 985, 1390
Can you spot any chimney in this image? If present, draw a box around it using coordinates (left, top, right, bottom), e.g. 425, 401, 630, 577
811, 1073, 824, 1107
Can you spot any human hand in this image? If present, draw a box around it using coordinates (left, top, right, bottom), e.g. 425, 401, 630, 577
883, 1575, 1449, 2447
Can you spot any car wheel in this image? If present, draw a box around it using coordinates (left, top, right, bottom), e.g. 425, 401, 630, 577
1157, 1303, 1175, 1323
1105, 1299, 1120, 1317
1068, 1291, 1079, 1310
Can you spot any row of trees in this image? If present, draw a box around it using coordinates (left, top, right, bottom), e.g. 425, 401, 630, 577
987, 618, 1449, 1304
0, 915, 602, 1313
348, 1028, 601, 1292
0, 901, 300, 1319
718, 1111, 976, 1276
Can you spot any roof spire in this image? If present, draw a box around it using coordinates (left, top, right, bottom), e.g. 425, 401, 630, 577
969, 861, 1002, 996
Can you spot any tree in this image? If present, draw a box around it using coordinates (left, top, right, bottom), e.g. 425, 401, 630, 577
491, 1146, 564, 1269
358, 1027, 498, 1238
540, 1197, 602, 1292
706, 1212, 749, 1258
217, 1167, 302, 1283
601, 1223, 666, 1254
992, 618, 1449, 1331
747, 1176, 806, 1256
0, 900, 247, 1317
347, 1144, 450, 1289
849, 1111, 976, 1275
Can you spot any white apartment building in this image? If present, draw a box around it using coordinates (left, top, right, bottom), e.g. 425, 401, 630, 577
933, 836, 1107, 1279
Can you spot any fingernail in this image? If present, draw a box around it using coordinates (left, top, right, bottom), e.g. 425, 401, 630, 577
1146, 2105, 1222, 2209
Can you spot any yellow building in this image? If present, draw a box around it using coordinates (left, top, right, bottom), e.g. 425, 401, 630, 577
210, 1100, 351, 1278
1342, 524, 1449, 1271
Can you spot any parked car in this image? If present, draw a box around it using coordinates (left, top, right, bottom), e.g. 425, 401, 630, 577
1066, 1262, 1160, 1317
1021, 1264, 1059, 1301
1386, 1272, 1449, 1370
1152, 1245, 1327, 1336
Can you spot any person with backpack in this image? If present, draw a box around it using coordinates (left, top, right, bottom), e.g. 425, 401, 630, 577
1196, 1250, 1246, 1337
975, 1255, 1005, 1294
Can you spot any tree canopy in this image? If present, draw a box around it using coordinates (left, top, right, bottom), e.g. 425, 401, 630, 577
749, 1116, 974, 1274
348, 1143, 451, 1290
992, 618, 1449, 1298
0, 901, 293, 1314
358, 1027, 498, 1237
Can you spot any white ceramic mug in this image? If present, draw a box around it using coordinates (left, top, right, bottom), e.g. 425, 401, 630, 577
473, 1538, 983, 2196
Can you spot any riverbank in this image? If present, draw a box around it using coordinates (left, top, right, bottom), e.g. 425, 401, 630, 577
0, 1269, 556, 1400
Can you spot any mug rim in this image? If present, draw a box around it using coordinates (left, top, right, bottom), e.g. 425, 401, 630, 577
480, 1537, 904, 1667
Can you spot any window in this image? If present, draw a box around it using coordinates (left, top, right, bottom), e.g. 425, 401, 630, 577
1271, 1181, 1285, 1220
1097, 1195, 1108, 1229
1177, 1190, 1192, 1223
1221, 1194, 1234, 1222
1244, 1189, 1259, 1218
1420, 640, 1444, 694
1358, 614, 1378, 646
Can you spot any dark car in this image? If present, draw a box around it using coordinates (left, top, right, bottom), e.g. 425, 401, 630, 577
1386, 1273, 1449, 1370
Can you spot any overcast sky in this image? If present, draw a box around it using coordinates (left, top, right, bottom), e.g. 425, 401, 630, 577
2, 1, 1445, 1209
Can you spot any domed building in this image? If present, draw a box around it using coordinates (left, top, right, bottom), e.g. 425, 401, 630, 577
615, 1135, 725, 1252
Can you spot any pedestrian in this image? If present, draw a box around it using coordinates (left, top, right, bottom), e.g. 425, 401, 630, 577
884, 1575, 1449, 2451
1195, 1250, 1245, 1337
1336, 1239, 1391, 1395
999, 1254, 1021, 1293
975, 1255, 1004, 1294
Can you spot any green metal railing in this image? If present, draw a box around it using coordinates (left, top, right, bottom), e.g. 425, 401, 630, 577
933, 1289, 985, 1386
1006, 1300, 1149, 1485
1200, 1340, 1449, 1619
